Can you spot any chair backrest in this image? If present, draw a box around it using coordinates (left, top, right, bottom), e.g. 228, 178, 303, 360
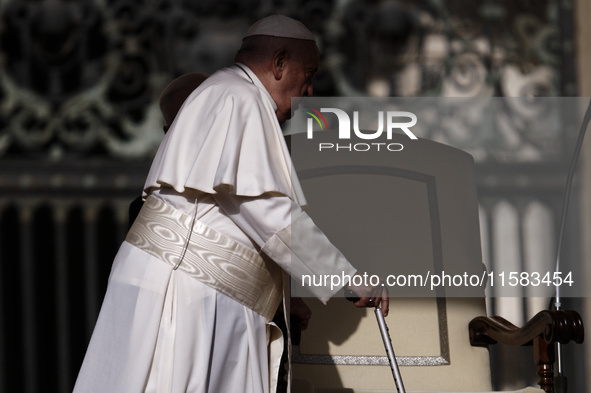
290, 133, 492, 392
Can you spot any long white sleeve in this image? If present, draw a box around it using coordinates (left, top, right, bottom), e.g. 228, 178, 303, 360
215, 193, 357, 303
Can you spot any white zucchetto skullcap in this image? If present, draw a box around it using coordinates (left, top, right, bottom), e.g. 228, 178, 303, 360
243, 15, 315, 41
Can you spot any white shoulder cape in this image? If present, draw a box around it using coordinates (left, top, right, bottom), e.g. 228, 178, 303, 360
143, 64, 307, 207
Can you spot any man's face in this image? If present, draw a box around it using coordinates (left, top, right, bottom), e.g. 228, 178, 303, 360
275, 43, 319, 124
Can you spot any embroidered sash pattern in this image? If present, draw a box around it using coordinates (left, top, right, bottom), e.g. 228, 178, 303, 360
126, 195, 283, 320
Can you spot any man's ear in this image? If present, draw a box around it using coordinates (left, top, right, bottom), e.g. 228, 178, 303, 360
272, 49, 287, 80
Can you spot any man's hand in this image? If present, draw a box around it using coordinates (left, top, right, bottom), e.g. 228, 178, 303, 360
346, 273, 389, 316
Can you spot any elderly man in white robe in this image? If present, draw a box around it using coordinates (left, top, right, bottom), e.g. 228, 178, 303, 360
73, 15, 389, 393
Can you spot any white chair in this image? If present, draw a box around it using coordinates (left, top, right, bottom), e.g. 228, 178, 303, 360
288, 133, 582, 393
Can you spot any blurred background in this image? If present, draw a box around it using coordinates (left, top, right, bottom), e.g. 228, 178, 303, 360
0, 0, 589, 392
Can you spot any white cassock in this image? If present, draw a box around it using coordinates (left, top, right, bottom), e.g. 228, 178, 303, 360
73, 64, 357, 393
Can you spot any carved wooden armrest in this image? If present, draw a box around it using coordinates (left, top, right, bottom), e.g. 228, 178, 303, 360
469, 310, 584, 393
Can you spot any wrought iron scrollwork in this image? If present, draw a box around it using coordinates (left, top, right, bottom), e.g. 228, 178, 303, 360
0, 0, 574, 162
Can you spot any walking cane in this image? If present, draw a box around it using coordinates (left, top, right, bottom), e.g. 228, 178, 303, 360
345, 290, 406, 393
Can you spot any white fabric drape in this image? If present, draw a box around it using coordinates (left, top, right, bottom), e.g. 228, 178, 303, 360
74, 243, 271, 393
144, 64, 306, 206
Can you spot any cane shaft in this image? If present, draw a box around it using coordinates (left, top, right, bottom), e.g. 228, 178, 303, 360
375, 307, 406, 393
